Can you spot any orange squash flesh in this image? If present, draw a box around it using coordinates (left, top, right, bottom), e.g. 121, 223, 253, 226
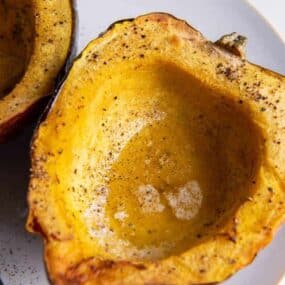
27, 13, 285, 285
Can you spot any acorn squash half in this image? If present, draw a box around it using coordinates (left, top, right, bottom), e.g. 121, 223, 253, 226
27, 13, 285, 285
0, 0, 74, 141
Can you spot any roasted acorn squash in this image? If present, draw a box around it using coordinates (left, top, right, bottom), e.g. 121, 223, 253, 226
0, 0, 74, 141
27, 13, 285, 285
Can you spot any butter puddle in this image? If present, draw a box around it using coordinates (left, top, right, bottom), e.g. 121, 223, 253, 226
85, 185, 173, 260
164, 181, 203, 220
84, 180, 202, 260
135, 184, 165, 214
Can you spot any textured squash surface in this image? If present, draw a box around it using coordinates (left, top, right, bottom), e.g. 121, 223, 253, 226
0, 0, 73, 140
27, 13, 285, 285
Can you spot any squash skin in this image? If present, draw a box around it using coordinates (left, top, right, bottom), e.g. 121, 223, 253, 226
0, 0, 76, 142
27, 13, 285, 285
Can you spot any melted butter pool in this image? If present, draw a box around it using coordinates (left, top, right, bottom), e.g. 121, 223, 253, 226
106, 112, 207, 256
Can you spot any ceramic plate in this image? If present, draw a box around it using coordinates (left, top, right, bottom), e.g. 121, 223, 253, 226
0, 0, 284, 284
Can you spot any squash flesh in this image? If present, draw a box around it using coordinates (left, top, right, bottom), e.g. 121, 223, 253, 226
0, 0, 73, 140
0, 0, 34, 97
27, 13, 285, 285
81, 61, 261, 260
33, 59, 263, 262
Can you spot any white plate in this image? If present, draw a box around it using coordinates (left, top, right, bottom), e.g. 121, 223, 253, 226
0, 1, 284, 284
